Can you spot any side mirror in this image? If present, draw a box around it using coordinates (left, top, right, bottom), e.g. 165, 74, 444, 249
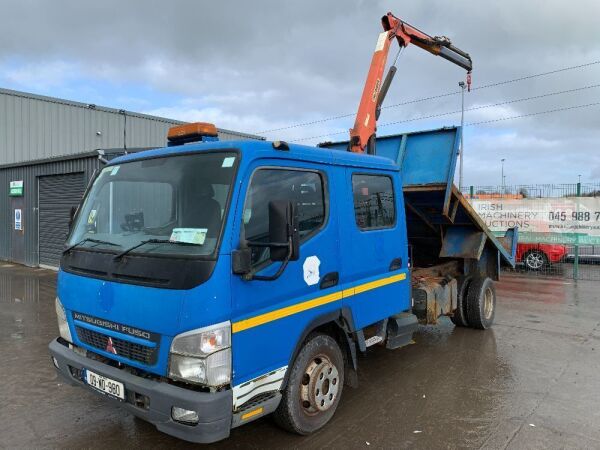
234, 200, 300, 281
268, 200, 299, 262
68, 206, 78, 231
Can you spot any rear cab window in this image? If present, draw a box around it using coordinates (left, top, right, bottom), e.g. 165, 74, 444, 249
352, 174, 396, 230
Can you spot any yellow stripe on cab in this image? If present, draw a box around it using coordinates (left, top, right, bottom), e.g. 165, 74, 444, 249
232, 272, 406, 334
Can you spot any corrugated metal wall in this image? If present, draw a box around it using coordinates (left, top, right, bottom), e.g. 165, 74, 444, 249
0, 88, 263, 266
0, 88, 262, 165
215, 128, 263, 142
0, 155, 101, 266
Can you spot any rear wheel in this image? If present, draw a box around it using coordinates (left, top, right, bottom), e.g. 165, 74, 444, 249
465, 277, 496, 330
274, 333, 344, 435
524, 250, 548, 271
450, 275, 472, 327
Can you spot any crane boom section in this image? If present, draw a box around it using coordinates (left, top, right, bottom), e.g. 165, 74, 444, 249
349, 12, 472, 154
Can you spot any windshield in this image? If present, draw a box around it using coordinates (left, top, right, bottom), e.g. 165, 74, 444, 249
67, 151, 238, 257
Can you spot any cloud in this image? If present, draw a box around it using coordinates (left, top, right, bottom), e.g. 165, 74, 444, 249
463, 128, 600, 186
1, 60, 81, 91
1, 0, 600, 184
142, 105, 272, 135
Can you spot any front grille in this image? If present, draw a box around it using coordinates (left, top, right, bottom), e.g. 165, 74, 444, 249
75, 326, 157, 365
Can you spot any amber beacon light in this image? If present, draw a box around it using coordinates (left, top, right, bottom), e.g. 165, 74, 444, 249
167, 122, 219, 146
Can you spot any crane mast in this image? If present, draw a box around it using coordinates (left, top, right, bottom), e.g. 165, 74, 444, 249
349, 12, 473, 154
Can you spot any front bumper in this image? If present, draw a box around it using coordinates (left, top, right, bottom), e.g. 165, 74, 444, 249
49, 338, 232, 444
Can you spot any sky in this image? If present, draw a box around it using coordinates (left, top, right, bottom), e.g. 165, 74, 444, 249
0, 0, 599, 186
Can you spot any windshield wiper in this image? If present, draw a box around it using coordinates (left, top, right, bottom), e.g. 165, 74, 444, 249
113, 238, 198, 261
63, 238, 120, 255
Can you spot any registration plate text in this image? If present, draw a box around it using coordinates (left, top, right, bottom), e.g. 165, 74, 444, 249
84, 369, 125, 400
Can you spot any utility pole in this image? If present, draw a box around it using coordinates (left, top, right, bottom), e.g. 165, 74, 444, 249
458, 81, 466, 191
501, 158, 506, 194
574, 178, 582, 280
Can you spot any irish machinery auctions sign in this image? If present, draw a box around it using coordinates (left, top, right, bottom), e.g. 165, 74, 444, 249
470, 197, 600, 245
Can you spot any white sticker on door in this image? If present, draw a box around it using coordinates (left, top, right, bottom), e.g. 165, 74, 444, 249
303, 256, 321, 286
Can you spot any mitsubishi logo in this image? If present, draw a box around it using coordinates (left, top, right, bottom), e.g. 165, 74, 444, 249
106, 337, 117, 355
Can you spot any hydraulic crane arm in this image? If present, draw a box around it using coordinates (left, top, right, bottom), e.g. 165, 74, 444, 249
349, 12, 473, 154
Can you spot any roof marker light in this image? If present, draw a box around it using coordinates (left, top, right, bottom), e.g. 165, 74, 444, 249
272, 140, 290, 151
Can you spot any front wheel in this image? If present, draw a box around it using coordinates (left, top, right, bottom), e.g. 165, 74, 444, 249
274, 333, 344, 435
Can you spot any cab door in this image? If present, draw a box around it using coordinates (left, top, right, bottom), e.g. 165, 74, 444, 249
229, 160, 341, 388
339, 169, 410, 330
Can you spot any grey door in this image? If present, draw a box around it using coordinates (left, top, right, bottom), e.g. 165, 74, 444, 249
10, 196, 25, 265
38, 173, 86, 267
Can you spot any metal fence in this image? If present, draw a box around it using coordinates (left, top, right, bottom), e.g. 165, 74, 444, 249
464, 182, 600, 199
463, 183, 600, 281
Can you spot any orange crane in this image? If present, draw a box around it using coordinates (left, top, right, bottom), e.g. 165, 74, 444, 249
349, 12, 473, 154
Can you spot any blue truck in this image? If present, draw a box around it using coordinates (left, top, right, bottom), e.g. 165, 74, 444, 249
49, 123, 517, 443
49, 12, 517, 442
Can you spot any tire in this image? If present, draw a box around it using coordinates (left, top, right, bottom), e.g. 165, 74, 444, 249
524, 250, 548, 271
450, 275, 471, 327
465, 277, 496, 330
274, 333, 345, 435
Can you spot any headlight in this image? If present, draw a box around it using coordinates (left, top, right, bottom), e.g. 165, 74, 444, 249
171, 322, 230, 356
55, 297, 73, 343
168, 321, 231, 387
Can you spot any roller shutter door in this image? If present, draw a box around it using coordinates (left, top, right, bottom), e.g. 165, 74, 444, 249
38, 173, 86, 267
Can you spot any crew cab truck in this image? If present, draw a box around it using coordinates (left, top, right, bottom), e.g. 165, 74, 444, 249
49, 11, 517, 444
49, 123, 517, 443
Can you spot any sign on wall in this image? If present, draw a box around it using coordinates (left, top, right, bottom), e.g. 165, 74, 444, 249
14, 209, 22, 231
9, 180, 23, 196
470, 197, 600, 245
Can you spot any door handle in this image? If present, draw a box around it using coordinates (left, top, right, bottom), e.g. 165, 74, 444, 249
389, 258, 403, 271
320, 272, 339, 290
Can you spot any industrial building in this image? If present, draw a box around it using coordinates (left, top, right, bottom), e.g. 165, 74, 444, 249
0, 88, 262, 268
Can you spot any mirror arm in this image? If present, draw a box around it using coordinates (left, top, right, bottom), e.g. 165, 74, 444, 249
249, 256, 290, 282
245, 240, 289, 248
245, 240, 292, 282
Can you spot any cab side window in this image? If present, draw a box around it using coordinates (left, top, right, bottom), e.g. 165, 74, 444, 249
352, 174, 395, 229
243, 169, 326, 265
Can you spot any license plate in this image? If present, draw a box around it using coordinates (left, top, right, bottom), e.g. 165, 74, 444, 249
84, 369, 125, 400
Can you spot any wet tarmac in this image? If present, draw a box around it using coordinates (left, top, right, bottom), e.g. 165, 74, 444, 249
1, 265, 599, 449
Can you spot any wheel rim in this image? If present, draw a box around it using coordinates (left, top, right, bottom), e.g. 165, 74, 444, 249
300, 354, 340, 415
526, 252, 544, 269
483, 287, 494, 320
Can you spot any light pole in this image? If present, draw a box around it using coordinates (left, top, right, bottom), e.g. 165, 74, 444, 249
458, 81, 466, 191
501, 158, 506, 193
